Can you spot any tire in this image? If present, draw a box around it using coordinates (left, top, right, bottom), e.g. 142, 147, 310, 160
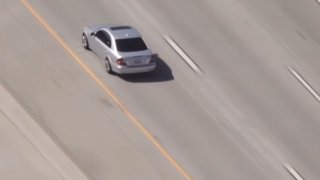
105, 59, 114, 74
82, 33, 90, 50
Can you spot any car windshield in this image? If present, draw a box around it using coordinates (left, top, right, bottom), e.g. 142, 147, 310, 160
116, 38, 147, 52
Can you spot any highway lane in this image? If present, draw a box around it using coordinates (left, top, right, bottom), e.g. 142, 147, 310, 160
2, 0, 320, 179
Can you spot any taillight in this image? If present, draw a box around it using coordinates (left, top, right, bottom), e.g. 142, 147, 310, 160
150, 54, 158, 63
116, 58, 126, 65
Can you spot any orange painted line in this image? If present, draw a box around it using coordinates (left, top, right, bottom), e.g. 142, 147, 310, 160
20, 0, 192, 179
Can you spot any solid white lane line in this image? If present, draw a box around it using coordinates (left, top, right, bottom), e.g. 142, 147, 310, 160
284, 163, 304, 180
163, 34, 203, 75
288, 66, 320, 102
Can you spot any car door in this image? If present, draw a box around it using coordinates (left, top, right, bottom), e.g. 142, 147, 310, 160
93, 30, 112, 60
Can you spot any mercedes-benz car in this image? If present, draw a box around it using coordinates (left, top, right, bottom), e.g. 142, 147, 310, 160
82, 24, 157, 74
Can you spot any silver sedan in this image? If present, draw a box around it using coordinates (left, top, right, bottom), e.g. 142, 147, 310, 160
82, 24, 157, 74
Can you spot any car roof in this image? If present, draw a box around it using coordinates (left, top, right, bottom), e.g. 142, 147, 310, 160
100, 25, 142, 40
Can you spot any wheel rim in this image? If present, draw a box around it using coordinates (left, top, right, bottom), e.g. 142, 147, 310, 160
106, 60, 111, 72
82, 35, 87, 47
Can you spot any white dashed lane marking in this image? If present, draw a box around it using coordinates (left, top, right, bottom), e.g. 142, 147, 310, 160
288, 66, 320, 103
163, 34, 203, 76
284, 163, 304, 180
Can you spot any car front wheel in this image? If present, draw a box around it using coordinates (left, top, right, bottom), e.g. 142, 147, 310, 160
82, 33, 90, 50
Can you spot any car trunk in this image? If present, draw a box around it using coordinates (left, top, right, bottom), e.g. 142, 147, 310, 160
119, 50, 153, 67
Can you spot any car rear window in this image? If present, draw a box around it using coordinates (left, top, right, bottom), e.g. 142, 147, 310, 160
110, 26, 131, 30
116, 38, 147, 52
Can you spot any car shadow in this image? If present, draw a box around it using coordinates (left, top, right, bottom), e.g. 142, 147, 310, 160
119, 56, 174, 83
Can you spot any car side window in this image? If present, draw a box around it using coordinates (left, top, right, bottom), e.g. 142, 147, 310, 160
95, 30, 111, 48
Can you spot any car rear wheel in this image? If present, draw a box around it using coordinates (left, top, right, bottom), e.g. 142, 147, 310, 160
105, 59, 114, 74
82, 33, 90, 50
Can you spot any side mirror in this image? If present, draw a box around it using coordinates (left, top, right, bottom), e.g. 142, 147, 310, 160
90, 32, 95, 36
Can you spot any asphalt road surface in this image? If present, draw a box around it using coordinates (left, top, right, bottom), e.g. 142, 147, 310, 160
1, 0, 320, 179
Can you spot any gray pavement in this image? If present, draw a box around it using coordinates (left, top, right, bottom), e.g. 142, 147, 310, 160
1, 0, 320, 179
0, 98, 63, 180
